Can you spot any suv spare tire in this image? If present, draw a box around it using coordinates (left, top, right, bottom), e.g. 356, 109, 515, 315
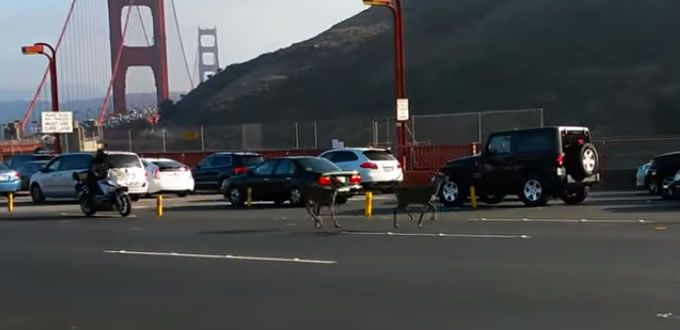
566, 143, 599, 181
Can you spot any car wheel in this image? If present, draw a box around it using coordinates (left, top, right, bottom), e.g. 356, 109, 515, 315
335, 195, 349, 205
438, 176, 466, 207
519, 175, 548, 207
648, 181, 660, 195
177, 191, 188, 198
218, 178, 229, 193
228, 187, 245, 207
130, 195, 140, 202
30, 183, 45, 203
662, 187, 675, 200
481, 193, 505, 205
289, 188, 305, 207
560, 185, 589, 205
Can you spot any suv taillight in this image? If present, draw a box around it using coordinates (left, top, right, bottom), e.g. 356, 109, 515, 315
350, 174, 361, 184
360, 162, 379, 170
233, 166, 248, 175
556, 153, 565, 167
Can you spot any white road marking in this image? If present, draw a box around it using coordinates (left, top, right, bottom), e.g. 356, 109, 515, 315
341, 231, 531, 239
60, 213, 138, 218
472, 218, 653, 224
103, 250, 337, 265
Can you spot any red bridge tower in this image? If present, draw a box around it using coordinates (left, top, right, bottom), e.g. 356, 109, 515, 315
107, 0, 169, 114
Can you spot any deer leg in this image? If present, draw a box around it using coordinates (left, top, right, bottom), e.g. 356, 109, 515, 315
331, 191, 341, 229
307, 201, 323, 229
418, 205, 426, 229
393, 208, 400, 229
406, 208, 415, 222
429, 202, 438, 221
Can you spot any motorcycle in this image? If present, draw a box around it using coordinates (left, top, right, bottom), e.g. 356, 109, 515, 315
72, 172, 133, 217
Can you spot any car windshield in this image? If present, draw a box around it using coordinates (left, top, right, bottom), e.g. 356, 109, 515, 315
239, 155, 264, 167
298, 157, 341, 173
108, 154, 142, 168
152, 160, 184, 170
363, 150, 396, 161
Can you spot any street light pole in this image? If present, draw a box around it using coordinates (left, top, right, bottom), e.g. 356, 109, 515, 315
22, 42, 61, 154
364, 0, 408, 165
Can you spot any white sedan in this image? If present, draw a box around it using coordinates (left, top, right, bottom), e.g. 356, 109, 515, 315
142, 158, 195, 196
319, 148, 403, 191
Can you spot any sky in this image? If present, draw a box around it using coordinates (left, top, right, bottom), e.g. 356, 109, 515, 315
0, 0, 366, 99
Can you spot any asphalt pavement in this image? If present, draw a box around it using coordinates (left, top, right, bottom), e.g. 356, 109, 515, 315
0, 191, 679, 330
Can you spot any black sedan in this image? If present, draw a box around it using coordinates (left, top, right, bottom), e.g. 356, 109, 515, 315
16, 160, 49, 191
221, 157, 362, 207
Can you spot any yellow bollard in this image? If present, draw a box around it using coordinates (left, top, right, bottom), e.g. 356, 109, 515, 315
247, 187, 253, 208
364, 191, 373, 219
7, 192, 14, 213
156, 195, 163, 217
469, 186, 478, 209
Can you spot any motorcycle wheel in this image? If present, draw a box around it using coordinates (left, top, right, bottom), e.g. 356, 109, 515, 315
116, 194, 133, 217
80, 195, 97, 217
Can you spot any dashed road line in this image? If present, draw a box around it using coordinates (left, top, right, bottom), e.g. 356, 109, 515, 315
340, 231, 531, 239
103, 250, 338, 265
469, 218, 653, 224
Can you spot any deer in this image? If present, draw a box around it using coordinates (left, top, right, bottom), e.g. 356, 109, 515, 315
393, 171, 446, 229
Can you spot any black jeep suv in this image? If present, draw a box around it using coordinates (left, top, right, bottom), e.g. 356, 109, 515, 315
438, 126, 600, 207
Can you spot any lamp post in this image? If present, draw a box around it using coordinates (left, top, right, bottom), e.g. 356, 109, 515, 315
22, 42, 61, 154
363, 0, 407, 166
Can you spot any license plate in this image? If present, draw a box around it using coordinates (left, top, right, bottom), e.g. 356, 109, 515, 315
337, 187, 350, 192
383, 166, 394, 172
335, 177, 347, 183
0, 175, 9, 182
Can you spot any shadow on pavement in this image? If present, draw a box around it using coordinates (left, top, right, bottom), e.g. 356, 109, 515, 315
197, 229, 282, 235
604, 203, 680, 213
166, 203, 300, 212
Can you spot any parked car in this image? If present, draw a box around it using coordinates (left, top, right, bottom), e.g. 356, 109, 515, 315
29, 151, 148, 202
0, 162, 21, 195
6, 153, 52, 170
16, 160, 49, 191
636, 162, 651, 190
220, 156, 362, 207
192, 152, 264, 191
647, 152, 680, 197
142, 158, 195, 196
438, 126, 600, 207
319, 148, 403, 191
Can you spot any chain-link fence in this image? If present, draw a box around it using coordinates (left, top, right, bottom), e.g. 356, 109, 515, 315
595, 137, 680, 170
101, 108, 544, 153
410, 108, 544, 145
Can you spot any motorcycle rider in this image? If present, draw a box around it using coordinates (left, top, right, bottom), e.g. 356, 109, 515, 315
86, 148, 111, 195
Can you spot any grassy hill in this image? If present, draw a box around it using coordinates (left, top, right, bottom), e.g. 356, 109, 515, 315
166, 0, 680, 137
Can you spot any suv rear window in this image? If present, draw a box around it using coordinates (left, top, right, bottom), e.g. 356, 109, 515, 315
562, 130, 591, 152
513, 130, 556, 153
9, 154, 51, 169
298, 158, 341, 173
363, 150, 396, 161
109, 154, 142, 168
152, 160, 184, 170
237, 155, 264, 167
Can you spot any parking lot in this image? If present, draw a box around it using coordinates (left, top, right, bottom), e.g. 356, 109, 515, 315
0, 191, 679, 329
